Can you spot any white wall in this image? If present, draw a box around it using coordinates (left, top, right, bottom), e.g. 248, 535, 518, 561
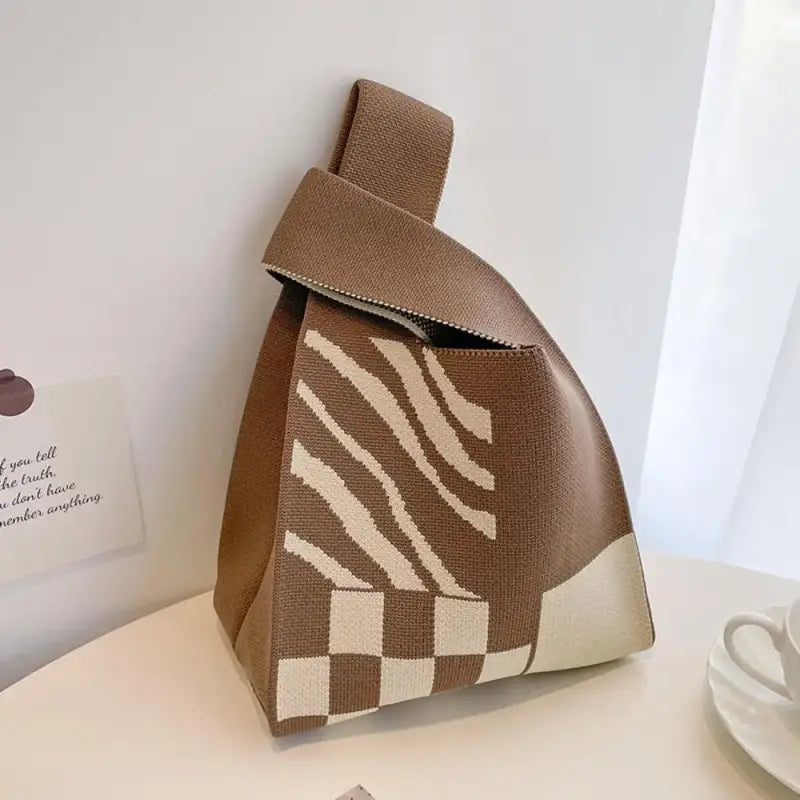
0, 0, 713, 687
638, 0, 800, 578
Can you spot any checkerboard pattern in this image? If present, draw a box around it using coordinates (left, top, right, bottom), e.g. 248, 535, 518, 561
275, 589, 532, 725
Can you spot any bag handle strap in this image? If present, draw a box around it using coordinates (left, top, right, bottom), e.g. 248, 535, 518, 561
264, 80, 549, 350
265, 169, 542, 349
327, 79, 453, 223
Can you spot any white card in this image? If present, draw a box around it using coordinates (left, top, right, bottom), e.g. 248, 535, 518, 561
0, 376, 144, 582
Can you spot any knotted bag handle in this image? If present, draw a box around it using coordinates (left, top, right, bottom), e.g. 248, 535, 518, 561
265, 79, 549, 349
328, 79, 453, 224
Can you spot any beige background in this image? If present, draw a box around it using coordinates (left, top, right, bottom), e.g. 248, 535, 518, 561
0, 0, 713, 687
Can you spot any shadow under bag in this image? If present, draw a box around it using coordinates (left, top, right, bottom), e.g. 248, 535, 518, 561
214, 79, 654, 736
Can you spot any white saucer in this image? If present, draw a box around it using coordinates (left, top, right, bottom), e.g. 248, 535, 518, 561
707, 606, 800, 793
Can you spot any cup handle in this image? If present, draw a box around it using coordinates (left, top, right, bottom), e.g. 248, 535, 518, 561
723, 612, 789, 699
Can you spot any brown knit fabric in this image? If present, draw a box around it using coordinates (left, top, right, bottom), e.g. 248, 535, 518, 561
328, 80, 453, 223
214, 286, 307, 641
214, 79, 654, 737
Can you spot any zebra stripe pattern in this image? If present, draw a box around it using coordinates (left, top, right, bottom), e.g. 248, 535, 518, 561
303, 329, 496, 539
288, 329, 495, 598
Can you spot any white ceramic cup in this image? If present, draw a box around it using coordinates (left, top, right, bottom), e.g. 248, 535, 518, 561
724, 599, 800, 702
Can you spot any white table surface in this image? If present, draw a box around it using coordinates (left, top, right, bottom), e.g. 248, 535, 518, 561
1, 553, 798, 799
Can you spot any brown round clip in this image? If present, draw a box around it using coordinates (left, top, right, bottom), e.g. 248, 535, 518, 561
0, 369, 35, 417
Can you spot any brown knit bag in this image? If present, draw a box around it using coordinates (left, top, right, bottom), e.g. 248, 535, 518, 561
214, 79, 654, 736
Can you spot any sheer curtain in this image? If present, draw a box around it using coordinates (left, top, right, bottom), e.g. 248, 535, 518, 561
637, 0, 800, 579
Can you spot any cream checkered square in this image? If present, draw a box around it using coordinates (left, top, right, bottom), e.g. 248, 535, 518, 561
276, 656, 330, 721
329, 590, 384, 656
379, 657, 435, 705
434, 597, 489, 655
477, 645, 531, 684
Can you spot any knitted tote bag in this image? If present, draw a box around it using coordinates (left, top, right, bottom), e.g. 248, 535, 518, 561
214, 79, 654, 736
